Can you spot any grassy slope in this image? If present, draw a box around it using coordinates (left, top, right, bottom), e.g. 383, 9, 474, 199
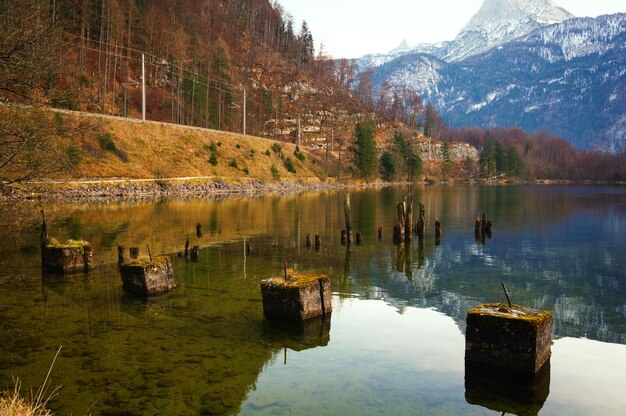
64, 113, 336, 184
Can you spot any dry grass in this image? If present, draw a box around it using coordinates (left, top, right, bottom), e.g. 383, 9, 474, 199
59, 114, 338, 183
0, 348, 62, 416
0, 381, 54, 416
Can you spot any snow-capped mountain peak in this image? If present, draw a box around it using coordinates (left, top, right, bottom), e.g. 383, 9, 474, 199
445, 0, 574, 61
389, 39, 411, 55
464, 0, 573, 30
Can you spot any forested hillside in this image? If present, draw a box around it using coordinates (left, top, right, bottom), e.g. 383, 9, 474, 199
46, 0, 365, 135
2, 0, 625, 190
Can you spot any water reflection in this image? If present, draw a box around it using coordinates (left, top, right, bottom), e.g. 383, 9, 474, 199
465, 361, 551, 416
262, 315, 331, 353
2, 185, 626, 414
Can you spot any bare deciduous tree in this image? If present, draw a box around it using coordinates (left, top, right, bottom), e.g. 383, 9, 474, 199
0, 0, 80, 194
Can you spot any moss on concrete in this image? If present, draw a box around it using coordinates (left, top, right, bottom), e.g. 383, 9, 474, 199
261, 269, 328, 289
46, 239, 91, 255
467, 303, 552, 331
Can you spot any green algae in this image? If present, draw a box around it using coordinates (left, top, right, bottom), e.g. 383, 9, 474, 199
121, 256, 170, 269
261, 269, 329, 289
46, 239, 91, 255
467, 303, 552, 330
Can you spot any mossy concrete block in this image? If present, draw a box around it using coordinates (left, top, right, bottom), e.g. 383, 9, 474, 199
43, 240, 93, 274
119, 256, 176, 296
261, 270, 331, 322
465, 303, 552, 373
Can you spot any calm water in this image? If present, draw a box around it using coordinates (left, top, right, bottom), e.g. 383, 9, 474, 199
1, 185, 625, 415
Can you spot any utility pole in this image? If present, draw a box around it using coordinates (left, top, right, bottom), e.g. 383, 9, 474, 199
141, 53, 146, 122
243, 89, 247, 135
297, 115, 301, 147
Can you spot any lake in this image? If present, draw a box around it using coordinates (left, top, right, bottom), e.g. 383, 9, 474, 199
1, 185, 625, 415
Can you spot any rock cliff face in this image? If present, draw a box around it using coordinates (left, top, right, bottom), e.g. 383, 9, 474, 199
415, 138, 479, 161
355, 0, 626, 151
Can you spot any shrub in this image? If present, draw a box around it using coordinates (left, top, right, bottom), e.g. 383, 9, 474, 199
153, 169, 168, 190
235, 144, 241, 149
242, 167, 249, 175
98, 133, 128, 162
66, 144, 83, 168
98, 133, 117, 152
271, 143, 282, 154
294, 146, 306, 162
270, 164, 280, 180
208, 141, 218, 152
208, 152, 218, 165
229, 159, 238, 168
265, 149, 271, 157
284, 157, 296, 174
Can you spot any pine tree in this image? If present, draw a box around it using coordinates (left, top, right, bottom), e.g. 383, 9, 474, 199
299, 21, 314, 64
380, 152, 396, 180
353, 122, 378, 179
442, 141, 452, 180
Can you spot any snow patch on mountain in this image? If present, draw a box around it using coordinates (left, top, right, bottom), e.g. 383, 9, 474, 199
355, 0, 576, 66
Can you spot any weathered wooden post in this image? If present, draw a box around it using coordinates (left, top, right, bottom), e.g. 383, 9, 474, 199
119, 256, 176, 296
314, 234, 321, 251
246, 239, 253, 255
396, 242, 405, 272
196, 223, 202, 238
190, 245, 200, 262
475, 214, 493, 242
306, 233, 312, 249
393, 225, 401, 244
484, 220, 493, 237
117, 245, 126, 264
378, 227, 383, 241
418, 238, 425, 269
184, 238, 190, 258
435, 218, 442, 239
356, 232, 363, 245
416, 202, 425, 239
405, 194, 413, 241
40, 210, 49, 267
395, 200, 406, 243
404, 240, 413, 278
344, 194, 352, 244
129, 247, 139, 259
474, 215, 482, 240
261, 268, 332, 322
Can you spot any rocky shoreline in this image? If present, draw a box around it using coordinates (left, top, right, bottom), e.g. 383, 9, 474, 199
3, 177, 619, 203
1, 178, 373, 203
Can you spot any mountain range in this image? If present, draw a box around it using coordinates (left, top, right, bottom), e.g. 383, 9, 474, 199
357, 0, 626, 151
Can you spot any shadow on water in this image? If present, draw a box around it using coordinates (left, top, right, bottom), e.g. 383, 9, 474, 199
465, 361, 551, 416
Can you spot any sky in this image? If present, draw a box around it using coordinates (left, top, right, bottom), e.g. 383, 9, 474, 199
277, 0, 626, 58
